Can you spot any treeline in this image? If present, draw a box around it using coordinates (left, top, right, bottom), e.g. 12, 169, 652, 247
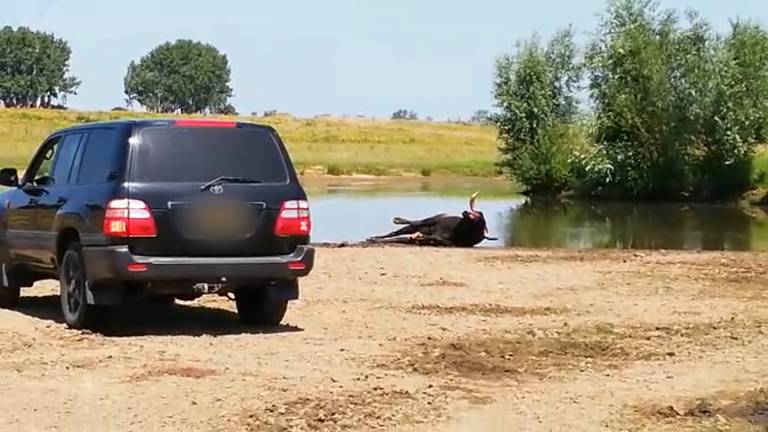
0, 27, 235, 115
494, 0, 768, 200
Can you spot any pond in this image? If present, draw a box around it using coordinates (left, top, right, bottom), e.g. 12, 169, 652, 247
304, 177, 768, 251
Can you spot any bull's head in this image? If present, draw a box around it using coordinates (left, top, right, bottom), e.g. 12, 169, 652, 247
463, 191, 498, 241
465, 191, 482, 220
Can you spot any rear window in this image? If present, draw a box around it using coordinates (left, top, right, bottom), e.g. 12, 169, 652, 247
130, 127, 289, 183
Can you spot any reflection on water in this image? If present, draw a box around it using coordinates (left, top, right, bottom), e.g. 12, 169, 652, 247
305, 178, 768, 251
507, 199, 768, 251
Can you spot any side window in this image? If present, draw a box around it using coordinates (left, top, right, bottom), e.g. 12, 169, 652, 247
26, 136, 62, 186
49, 134, 84, 186
76, 128, 122, 184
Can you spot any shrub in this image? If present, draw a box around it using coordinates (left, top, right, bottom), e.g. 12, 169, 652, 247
326, 164, 348, 176
586, 0, 768, 199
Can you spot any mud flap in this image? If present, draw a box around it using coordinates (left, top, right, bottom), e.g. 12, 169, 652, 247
86, 283, 125, 306
266, 280, 299, 302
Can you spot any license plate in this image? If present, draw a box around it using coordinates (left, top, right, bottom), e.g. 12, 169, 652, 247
187, 203, 251, 238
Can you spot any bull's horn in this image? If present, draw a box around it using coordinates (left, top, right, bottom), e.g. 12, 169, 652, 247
469, 191, 479, 212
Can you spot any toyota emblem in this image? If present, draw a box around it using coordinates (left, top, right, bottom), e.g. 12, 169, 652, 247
210, 184, 224, 194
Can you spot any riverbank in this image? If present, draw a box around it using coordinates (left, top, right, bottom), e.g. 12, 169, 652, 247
0, 108, 497, 177
0, 246, 766, 431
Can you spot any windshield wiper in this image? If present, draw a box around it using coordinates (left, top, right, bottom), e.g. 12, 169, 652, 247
200, 176, 263, 191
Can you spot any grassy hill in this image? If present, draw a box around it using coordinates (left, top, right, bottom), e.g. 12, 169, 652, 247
0, 109, 499, 177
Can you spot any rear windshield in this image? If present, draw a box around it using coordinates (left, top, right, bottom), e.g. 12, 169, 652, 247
130, 127, 289, 183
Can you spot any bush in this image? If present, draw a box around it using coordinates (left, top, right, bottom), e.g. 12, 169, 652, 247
495, 0, 768, 200
216, 103, 238, 115
391, 109, 418, 120
326, 164, 348, 176
586, 0, 768, 199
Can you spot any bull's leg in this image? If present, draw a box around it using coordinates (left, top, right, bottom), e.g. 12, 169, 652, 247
367, 224, 421, 242
367, 236, 419, 245
413, 234, 453, 247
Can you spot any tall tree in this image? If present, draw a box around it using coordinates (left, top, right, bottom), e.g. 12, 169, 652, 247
0, 26, 80, 108
494, 28, 582, 195
124, 40, 233, 114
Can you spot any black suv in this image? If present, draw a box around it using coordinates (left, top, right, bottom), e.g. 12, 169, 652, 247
0, 119, 314, 329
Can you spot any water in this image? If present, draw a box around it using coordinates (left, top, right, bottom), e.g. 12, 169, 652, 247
305, 178, 768, 251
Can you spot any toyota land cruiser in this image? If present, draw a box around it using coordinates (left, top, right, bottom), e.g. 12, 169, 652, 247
0, 118, 314, 329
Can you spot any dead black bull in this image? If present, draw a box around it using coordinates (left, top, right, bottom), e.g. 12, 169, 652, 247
366, 192, 498, 247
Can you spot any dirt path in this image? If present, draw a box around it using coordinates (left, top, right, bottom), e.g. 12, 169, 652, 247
1, 246, 767, 431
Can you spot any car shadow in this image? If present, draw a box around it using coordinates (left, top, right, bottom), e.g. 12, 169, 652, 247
17, 295, 304, 337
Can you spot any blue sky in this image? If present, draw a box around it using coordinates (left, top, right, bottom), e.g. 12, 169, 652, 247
5, 0, 767, 120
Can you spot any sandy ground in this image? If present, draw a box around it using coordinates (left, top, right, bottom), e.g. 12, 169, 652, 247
1, 246, 768, 432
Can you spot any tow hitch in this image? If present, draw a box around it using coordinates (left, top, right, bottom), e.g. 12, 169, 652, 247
193, 277, 229, 294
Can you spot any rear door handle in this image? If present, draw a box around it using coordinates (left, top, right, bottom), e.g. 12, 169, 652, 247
28, 198, 39, 206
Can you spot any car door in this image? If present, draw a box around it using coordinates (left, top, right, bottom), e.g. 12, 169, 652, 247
35, 132, 86, 266
5, 136, 63, 265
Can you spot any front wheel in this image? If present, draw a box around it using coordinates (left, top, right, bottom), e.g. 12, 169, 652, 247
59, 244, 100, 330
235, 289, 288, 326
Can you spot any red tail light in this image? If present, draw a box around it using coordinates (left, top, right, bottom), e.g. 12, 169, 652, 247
274, 200, 311, 237
103, 199, 158, 238
126, 263, 149, 272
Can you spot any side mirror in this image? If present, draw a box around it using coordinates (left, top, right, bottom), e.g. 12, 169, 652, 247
0, 168, 18, 187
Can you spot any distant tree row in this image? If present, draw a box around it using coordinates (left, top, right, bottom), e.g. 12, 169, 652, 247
494, 0, 768, 200
0, 28, 235, 114
390, 109, 492, 124
0, 25, 493, 121
391, 109, 419, 120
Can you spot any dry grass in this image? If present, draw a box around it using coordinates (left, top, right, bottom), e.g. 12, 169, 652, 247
386, 318, 767, 381
128, 365, 219, 382
241, 386, 452, 432
629, 388, 768, 431
598, 253, 768, 301
477, 249, 647, 266
418, 278, 469, 288
0, 108, 498, 177
408, 303, 567, 318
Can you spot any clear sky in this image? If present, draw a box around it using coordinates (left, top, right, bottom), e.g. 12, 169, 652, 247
5, 0, 767, 120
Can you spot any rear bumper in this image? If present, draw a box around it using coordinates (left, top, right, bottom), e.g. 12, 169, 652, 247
82, 245, 315, 285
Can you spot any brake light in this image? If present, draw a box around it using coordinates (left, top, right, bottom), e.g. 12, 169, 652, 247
103, 199, 158, 238
126, 263, 149, 272
274, 200, 311, 237
173, 119, 237, 128
287, 261, 306, 271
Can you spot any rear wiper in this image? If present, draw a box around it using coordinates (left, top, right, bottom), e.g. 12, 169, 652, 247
200, 176, 263, 191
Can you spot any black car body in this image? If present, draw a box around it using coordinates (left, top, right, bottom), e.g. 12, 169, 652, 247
0, 118, 314, 329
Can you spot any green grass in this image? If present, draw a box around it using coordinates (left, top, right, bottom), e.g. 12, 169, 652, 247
0, 109, 499, 177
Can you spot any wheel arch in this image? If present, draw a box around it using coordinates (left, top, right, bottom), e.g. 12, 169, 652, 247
56, 227, 81, 268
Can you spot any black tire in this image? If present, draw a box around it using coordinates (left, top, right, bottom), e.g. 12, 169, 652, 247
0, 263, 20, 309
148, 296, 176, 306
235, 289, 288, 326
59, 244, 99, 330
